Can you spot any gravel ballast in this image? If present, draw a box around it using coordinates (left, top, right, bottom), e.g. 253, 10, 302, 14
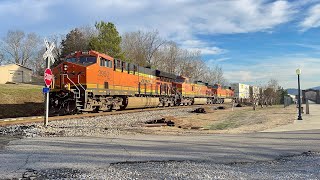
0, 108, 194, 137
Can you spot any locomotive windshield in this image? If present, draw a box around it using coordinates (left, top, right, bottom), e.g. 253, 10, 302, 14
66, 56, 97, 66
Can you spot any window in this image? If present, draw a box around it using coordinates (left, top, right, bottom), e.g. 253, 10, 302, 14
79, 56, 96, 65
66, 56, 96, 65
122, 62, 126, 72
66, 58, 77, 63
105, 60, 108, 67
107, 60, 112, 68
127, 63, 130, 74
133, 65, 137, 75
100, 58, 105, 67
116, 60, 121, 69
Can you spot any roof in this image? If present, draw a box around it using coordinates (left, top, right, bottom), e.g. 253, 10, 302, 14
0, 63, 32, 71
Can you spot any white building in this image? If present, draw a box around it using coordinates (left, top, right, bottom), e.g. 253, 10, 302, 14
0, 64, 33, 84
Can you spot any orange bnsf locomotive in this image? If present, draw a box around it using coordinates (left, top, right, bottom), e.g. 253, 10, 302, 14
49, 50, 234, 115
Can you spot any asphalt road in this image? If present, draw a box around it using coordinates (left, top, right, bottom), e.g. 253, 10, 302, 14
1, 129, 320, 179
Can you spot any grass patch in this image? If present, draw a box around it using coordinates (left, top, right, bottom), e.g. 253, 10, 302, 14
0, 84, 44, 118
208, 121, 239, 130
206, 106, 284, 131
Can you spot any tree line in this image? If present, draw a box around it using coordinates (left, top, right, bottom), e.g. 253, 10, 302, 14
0, 21, 226, 86
0, 21, 289, 106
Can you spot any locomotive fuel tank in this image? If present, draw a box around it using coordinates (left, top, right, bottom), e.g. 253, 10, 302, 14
193, 98, 207, 105
125, 97, 160, 109
223, 98, 232, 103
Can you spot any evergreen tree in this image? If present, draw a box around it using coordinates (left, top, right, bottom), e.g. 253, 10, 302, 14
279, 87, 289, 104
89, 21, 124, 59
60, 28, 89, 57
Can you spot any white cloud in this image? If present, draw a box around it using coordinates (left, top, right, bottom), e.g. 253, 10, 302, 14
300, 3, 320, 30
191, 0, 295, 34
207, 58, 230, 64
223, 56, 320, 88
186, 46, 225, 55
0, 0, 57, 23
178, 39, 225, 55
0, 0, 304, 54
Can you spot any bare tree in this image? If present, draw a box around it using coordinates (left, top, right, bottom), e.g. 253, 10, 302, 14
121, 31, 148, 65
79, 25, 97, 40
144, 31, 166, 65
48, 34, 64, 59
202, 64, 226, 86
31, 48, 46, 76
0, 53, 4, 65
153, 41, 180, 73
0, 30, 41, 66
121, 29, 227, 86
121, 30, 166, 66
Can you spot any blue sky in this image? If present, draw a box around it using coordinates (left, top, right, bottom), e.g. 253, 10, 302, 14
0, 0, 320, 89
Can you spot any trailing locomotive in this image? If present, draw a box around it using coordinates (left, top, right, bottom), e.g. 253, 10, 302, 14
49, 50, 234, 115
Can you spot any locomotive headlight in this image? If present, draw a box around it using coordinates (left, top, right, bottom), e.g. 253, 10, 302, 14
63, 64, 68, 71
64, 83, 70, 90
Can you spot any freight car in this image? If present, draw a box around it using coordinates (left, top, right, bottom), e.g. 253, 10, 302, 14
49, 50, 234, 115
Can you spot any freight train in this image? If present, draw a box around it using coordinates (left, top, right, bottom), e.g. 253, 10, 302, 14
49, 50, 234, 115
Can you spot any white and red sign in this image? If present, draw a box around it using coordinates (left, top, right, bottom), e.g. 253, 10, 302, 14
44, 68, 53, 87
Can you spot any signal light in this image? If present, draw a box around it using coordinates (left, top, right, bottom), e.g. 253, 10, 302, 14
63, 64, 68, 71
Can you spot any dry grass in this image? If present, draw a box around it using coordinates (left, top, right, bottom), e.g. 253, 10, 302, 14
142, 105, 296, 134
0, 84, 44, 118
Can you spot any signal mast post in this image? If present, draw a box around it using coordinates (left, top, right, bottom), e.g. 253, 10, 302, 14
43, 39, 55, 126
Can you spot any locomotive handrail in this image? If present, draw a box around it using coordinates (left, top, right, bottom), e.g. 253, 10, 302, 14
77, 74, 85, 91
61, 74, 81, 99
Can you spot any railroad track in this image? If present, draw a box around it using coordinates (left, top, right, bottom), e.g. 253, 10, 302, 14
0, 105, 214, 127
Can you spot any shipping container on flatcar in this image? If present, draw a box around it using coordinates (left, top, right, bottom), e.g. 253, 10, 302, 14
231, 83, 250, 102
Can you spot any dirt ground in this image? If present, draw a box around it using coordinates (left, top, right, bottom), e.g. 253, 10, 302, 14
141, 104, 296, 134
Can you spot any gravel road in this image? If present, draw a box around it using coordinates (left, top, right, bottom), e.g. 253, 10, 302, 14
19, 151, 320, 179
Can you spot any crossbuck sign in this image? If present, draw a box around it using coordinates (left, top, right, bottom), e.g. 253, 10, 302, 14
43, 39, 55, 66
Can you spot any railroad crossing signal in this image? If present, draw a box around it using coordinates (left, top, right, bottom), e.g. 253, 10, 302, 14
43, 39, 55, 65
43, 38, 55, 127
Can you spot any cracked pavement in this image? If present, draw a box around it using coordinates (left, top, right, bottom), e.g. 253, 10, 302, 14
1, 129, 320, 179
